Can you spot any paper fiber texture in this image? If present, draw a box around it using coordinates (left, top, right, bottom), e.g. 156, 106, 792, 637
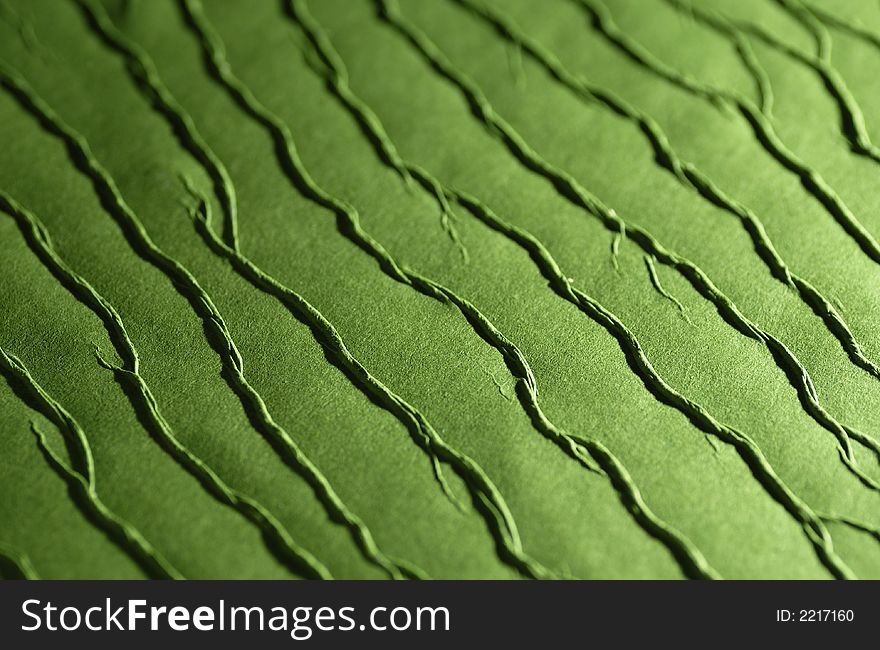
1, 0, 880, 580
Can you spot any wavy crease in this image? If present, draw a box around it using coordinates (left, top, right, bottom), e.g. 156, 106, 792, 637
174, 0, 555, 580
0, 80, 335, 580
0, 340, 182, 579
286, 0, 718, 580
377, 0, 857, 578
412, 0, 880, 492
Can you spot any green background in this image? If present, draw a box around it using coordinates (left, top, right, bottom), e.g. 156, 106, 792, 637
2, 0, 880, 580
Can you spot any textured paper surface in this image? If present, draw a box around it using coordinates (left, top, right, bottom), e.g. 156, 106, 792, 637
2, 0, 880, 579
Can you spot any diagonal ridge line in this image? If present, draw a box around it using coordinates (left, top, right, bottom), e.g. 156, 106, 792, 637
573, 0, 880, 277
448, 0, 880, 470
0, 340, 183, 579
376, 0, 860, 578
286, 0, 718, 580
449, 187, 856, 579
0, 78, 337, 580
0, 541, 39, 579
173, 0, 556, 580
424, 0, 880, 489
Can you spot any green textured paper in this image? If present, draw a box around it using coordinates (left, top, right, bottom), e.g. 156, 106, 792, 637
2, 0, 880, 580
